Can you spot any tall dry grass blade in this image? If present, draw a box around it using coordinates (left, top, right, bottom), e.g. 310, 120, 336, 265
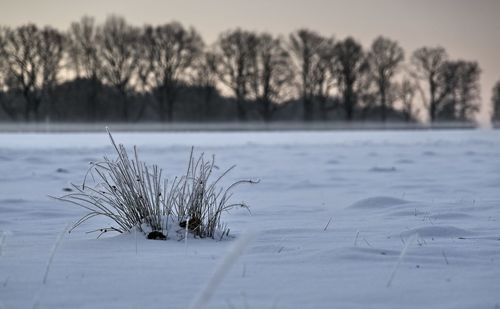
188, 232, 255, 309
43, 223, 70, 284
386, 233, 417, 287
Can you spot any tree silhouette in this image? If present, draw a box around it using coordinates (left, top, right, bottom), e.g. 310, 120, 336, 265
313, 37, 335, 120
141, 22, 203, 122
39, 26, 65, 119
411, 46, 450, 122
413, 55, 481, 122
0, 27, 17, 120
332, 37, 368, 121
248, 33, 294, 121
214, 29, 258, 121
440, 61, 481, 121
452, 61, 481, 121
367, 36, 404, 121
396, 78, 418, 122
96, 16, 140, 121
492, 80, 500, 124
0, 25, 42, 120
289, 29, 326, 121
192, 51, 220, 120
0, 24, 64, 121
68, 16, 101, 121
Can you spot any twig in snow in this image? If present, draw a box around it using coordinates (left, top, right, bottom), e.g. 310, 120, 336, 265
442, 250, 449, 265
241, 263, 246, 278
2, 276, 9, 288
387, 233, 418, 288
354, 230, 360, 247
0, 232, 6, 257
323, 217, 333, 231
363, 238, 373, 248
86, 227, 121, 239
189, 232, 255, 309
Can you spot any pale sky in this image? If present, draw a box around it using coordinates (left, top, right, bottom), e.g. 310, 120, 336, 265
1, 0, 499, 124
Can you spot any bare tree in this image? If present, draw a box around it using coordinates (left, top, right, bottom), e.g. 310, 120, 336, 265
289, 29, 326, 121
314, 38, 336, 120
411, 46, 451, 122
492, 80, 500, 124
453, 60, 481, 121
367, 36, 404, 121
397, 78, 419, 122
96, 16, 140, 120
142, 22, 204, 121
0, 24, 41, 120
0, 27, 17, 120
39, 26, 65, 119
436, 60, 461, 120
214, 29, 258, 121
0, 24, 63, 121
248, 33, 294, 121
425, 60, 481, 122
331, 37, 368, 121
67, 16, 101, 121
192, 51, 218, 119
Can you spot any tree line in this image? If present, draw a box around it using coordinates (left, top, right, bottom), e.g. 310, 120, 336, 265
0, 15, 495, 123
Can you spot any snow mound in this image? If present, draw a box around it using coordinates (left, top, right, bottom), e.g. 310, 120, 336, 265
349, 196, 409, 209
389, 209, 428, 217
326, 159, 339, 165
431, 212, 473, 220
395, 159, 414, 164
400, 226, 473, 238
422, 150, 437, 156
370, 166, 397, 172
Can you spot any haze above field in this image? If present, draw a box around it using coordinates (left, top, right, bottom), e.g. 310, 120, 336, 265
1, 0, 499, 125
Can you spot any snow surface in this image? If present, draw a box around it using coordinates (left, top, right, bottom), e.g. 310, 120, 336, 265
0, 129, 499, 309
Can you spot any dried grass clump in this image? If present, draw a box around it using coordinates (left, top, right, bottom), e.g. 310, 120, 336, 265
174, 149, 256, 238
56, 129, 257, 240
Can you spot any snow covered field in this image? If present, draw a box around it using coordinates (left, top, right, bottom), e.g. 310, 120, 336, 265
0, 129, 499, 309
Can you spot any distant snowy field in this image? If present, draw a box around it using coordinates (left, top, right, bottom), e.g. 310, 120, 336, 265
0, 129, 499, 309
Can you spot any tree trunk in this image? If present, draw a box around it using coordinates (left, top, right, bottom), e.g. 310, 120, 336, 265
120, 87, 129, 121
157, 89, 166, 122
380, 85, 387, 122
344, 85, 355, 121
166, 97, 174, 122
429, 77, 437, 122
236, 95, 246, 121
261, 98, 273, 122
204, 86, 213, 121
303, 96, 313, 121
0, 97, 18, 121
318, 96, 329, 121
88, 76, 99, 122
